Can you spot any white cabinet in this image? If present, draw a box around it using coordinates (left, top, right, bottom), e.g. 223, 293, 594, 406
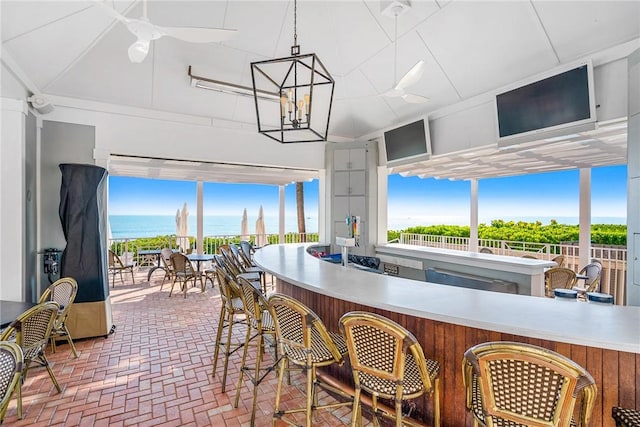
332, 147, 368, 255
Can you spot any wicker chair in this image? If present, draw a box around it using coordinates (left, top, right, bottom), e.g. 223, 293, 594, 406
462, 341, 597, 427
544, 267, 577, 297
269, 293, 353, 427
0, 302, 62, 419
38, 277, 78, 358
339, 311, 441, 427
612, 407, 640, 426
479, 248, 493, 254
108, 249, 135, 287
169, 252, 203, 298
218, 247, 262, 291
158, 248, 175, 289
552, 254, 566, 268
0, 342, 23, 423
211, 260, 247, 393
578, 262, 603, 293
234, 277, 278, 426
521, 254, 538, 259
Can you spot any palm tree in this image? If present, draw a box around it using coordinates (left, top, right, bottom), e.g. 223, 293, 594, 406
296, 182, 306, 242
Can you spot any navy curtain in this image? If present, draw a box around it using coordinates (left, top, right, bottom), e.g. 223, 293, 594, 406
59, 163, 109, 303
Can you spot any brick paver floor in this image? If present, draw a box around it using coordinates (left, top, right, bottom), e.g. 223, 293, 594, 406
2, 268, 358, 426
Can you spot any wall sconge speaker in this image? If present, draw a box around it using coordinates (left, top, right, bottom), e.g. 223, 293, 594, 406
28, 94, 55, 114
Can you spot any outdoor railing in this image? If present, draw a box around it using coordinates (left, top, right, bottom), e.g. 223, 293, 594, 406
400, 232, 628, 305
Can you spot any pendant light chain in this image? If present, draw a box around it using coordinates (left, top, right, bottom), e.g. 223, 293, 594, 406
293, 0, 297, 47
394, 13, 398, 86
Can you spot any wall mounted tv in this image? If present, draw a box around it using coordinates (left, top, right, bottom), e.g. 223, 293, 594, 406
495, 62, 596, 147
383, 117, 432, 167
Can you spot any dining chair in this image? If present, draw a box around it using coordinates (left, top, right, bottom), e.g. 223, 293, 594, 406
108, 249, 135, 287
544, 267, 577, 297
578, 262, 603, 293
159, 248, 175, 289
38, 277, 79, 358
339, 311, 441, 427
552, 254, 566, 268
269, 293, 353, 427
169, 252, 202, 298
0, 302, 62, 419
479, 247, 493, 254
211, 260, 247, 393
234, 277, 278, 426
462, 341, 597, 427
0, 342, 23, 423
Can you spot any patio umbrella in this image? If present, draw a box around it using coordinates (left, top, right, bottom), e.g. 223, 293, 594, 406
175, 202, 190, 252
241, 208, 250, 241
255, 205, 267, 247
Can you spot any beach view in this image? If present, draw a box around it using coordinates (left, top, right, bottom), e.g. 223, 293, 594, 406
109, 164, 627, 238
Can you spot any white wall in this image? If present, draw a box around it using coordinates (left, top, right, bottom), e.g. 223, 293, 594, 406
0, 63, 29, 100
0, 98, 27, 301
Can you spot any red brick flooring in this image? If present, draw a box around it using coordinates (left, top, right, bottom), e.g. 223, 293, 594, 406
2, 268, 357, 426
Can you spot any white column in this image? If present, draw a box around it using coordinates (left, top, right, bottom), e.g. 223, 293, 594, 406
0, 98, 27, 301
197, 181, 203, 254
377, 166, 388, 245
318, 169, 329, 244
578, 168, 591, 269
626, 48, 640, 306
469, 179, 479, 252
279, 185, 285, 243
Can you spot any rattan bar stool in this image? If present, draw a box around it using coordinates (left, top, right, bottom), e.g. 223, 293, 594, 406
269, 293, 353, 427
613, 407, 640, 426
234, 277, 279, 426
211, 260, 247, 393
339, 311, 441, 427
462, 341, 597, 427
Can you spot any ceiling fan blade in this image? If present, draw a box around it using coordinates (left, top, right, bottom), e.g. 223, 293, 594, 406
401, 93, 429, 104
383, 88, 404, 98
92, 0, 130, 24
395, 60, 425, 91
158, 26, 237, 43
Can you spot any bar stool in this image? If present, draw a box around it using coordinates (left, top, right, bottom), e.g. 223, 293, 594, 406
339, 311, 441, 427
462, 341, 597, 427
234, 277, 279, 426
211, 264, 247, 393
268, 293, 353, 427
612, 407, 640, 426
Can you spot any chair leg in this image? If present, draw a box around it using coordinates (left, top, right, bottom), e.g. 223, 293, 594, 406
169, 276, 177, 297
40, 353, 61, 393
249, 333, 264, 426
305, 362, 313, 427
212, 306, 226, 377
433, 377, 441, 427
220, 310, 236, 392
234, 320, 253, 408
63, 325, 79, 358
272, 357, 288, 427
16, 376, 22, 419
130, 268, 135, 284
350, 386, 361, 427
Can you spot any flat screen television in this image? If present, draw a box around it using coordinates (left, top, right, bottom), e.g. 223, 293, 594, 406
383, 117, 431, 167
495, 62, 596, 146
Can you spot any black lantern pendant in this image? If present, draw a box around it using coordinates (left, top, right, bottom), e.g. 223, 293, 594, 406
251, 0, 334, 143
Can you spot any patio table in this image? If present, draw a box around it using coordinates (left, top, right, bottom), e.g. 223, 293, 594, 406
187, 253, 214, 272
1, 300, 37, 328
139, 249, 178, 281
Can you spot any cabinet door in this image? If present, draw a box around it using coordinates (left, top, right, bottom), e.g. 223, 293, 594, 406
349, 148, 367, 170
332, 196, 350, 222
334, 171, 351, 196
349, 196, 366, 219
349, 170, 366, 196
333, 150, 351, 171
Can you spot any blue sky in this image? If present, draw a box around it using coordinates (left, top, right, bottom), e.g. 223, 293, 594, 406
109, 165, 627, 225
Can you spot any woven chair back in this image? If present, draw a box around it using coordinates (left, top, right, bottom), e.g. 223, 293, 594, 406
463, 341, 597, 427
39, 277, 77, 329
545, 267, 577, 294
0, 341, 23, 422
268, 293, 343, 366
237, 277, 270, 326
231, 243, 254, 268
219, 248, 242, 276
0, 302, 59, 360
214, 261, 241, 300
240, 241, 254, 258
160, 248, 173, 269
339, 311, 435, 398
170, 253, 195, 276
552, 254, 566, 267
579, 263, 602, 293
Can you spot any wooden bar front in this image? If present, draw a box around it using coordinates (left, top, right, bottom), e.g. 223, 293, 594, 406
277, 279, 639, 427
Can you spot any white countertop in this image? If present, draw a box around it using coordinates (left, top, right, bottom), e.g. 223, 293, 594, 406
376, 243, 557, 273
254, 243, 640, 354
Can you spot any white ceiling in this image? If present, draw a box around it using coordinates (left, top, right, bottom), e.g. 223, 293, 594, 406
2, 0, 640, 180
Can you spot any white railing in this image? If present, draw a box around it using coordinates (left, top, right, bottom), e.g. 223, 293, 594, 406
400, 233, 628, 304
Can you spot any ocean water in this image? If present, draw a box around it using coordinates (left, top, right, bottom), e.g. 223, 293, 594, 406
109, 215, 319, 239
110, 214, 626, 239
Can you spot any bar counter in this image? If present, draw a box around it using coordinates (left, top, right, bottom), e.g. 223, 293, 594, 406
254, 243, 640, 427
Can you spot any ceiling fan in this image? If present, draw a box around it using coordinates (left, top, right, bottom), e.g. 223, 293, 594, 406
382, 3, 428, 104
94, 0, 237, 63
